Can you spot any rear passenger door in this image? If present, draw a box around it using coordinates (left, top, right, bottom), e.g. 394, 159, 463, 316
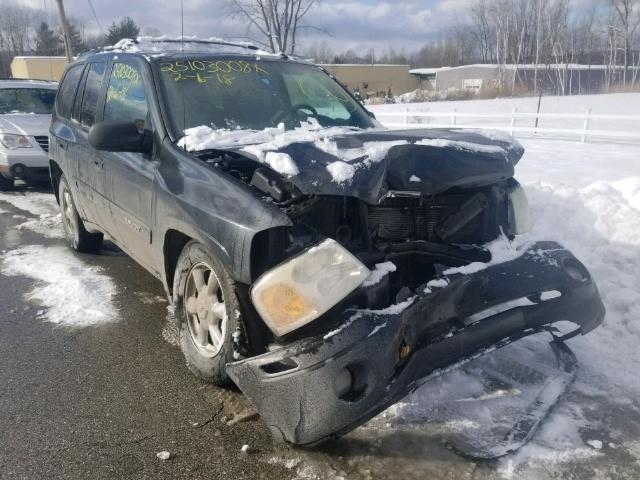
73, 61, 108, 229
99, 60, 157, 272
50, 63, 83, 197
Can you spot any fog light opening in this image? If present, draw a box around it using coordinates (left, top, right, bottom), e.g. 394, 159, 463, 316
334, 364, 367, 402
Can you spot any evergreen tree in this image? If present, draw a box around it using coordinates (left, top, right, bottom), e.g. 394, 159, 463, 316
105, 17, 140, 46
68, 23, 85, 54
34, 22, 60, 56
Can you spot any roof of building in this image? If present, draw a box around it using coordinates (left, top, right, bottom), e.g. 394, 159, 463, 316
409, 63, 638, 75
320, 64, 411, 68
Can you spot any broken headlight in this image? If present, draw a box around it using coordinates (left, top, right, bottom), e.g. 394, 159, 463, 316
0, 134, 33, 149
251, 238, 370, 336
508, 183, 532, 234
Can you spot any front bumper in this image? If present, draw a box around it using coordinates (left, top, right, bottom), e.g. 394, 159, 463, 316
0, 149, 49, 181
226, 242, 605, 446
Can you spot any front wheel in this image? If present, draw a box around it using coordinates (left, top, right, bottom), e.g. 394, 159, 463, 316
173, 241, 243, 386
59, 174, 103, 252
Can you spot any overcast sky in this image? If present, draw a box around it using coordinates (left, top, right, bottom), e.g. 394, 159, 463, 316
20, 0, 465, 53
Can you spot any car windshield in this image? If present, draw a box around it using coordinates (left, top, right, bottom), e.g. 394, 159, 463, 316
154, 56, 376, 139
0, 88, 56, 114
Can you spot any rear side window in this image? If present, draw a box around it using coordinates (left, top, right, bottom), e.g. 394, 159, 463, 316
55, 64, 83, 118
104, 62, 149, 129
79, 62, 106, 127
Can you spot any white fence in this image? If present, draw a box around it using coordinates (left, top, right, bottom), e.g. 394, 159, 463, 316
371, 108, 640, 143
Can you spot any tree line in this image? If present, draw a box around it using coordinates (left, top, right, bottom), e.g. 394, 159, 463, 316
304, 0, 640, 91
0, 0, 141, 77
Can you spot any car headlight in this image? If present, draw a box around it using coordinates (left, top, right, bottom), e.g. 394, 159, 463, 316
0, 134, 33, 149
251, 238, 370, 336
508, 183, 532, 234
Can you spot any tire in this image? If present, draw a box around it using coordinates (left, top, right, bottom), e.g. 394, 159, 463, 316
58, 174, 103, 252
173, 241, 243, 386
0, 173, 14, 191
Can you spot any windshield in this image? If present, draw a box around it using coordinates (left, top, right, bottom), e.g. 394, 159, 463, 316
154, 57, 376, 139
0, 88, 56, 114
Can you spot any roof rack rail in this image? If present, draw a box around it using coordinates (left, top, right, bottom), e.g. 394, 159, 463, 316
142, 38, 260, 51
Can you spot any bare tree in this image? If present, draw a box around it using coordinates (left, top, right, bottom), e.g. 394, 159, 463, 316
230, 0, 319, 54
610, 0, 640, 84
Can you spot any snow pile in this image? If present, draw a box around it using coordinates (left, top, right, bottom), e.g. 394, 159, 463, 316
263, 152, 299, 177
0, 245, 118, 327
363, 261, 396, 287
0, 192, 59, 217
179, 123, 364, 153
15, 213, 64, 239
319, 139, 408, 184
326, 161, 355, 184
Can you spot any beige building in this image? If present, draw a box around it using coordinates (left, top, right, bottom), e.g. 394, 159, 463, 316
320, 64, 419, 97
10, 56, 69, 82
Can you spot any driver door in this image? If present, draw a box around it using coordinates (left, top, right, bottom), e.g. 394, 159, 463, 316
99, 60, 158, 273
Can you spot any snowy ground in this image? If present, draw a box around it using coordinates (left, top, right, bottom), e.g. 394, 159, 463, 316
371, 93, 640, 143
0, 131, 639, 478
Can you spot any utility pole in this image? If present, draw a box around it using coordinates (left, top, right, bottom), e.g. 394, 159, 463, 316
55, 0, 74, 62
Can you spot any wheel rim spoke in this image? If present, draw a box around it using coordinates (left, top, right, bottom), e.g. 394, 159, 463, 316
192, 268, 206, 294
185, 296, 198, 315
206, 275, 219, 296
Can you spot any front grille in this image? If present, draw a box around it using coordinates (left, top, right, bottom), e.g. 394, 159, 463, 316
367, 190, 502, 245
368, 196, 465, 242
34, 135, 49, 152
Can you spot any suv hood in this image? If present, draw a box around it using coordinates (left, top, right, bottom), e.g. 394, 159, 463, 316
182, 126, 524, 205
0, 114, 51, 136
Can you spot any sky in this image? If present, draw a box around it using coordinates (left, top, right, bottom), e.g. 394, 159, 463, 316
18, 0, 466, 53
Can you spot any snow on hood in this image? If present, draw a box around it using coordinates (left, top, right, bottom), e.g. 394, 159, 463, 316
0, 114, 51, 136
179, 124, 525, 204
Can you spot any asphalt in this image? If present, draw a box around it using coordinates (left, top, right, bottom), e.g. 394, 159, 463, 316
0, 186, 294, 480
2, 185, 640, 480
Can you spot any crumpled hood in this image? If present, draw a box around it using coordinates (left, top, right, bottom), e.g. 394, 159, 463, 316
238, 128, 523, 205
182, 125, 524, 205
0, 114, 51, 136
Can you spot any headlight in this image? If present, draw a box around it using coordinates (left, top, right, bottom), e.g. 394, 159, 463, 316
508, 183, 532, 234
0, 134, 33, 149
251, 238, 370, 336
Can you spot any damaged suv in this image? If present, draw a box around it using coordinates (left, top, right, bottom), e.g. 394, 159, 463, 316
49, 38, 605, 446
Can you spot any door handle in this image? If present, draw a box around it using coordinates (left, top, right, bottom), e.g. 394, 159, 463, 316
58, 141, 68, 151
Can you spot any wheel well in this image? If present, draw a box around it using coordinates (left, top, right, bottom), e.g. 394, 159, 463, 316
49, 160, 62, 204
163, 229, 192, 297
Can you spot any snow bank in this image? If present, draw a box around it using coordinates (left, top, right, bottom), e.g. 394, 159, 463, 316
0, 245, 118, 327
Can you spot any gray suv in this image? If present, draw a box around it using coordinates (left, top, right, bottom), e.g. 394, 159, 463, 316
48, 38, 605, 447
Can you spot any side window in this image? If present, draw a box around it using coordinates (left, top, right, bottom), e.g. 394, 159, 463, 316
55, 64, 83, 118
104, 62, 149, 130
79, 62, 106, 127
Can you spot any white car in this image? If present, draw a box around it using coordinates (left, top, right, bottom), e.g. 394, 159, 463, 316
0, 79, 57, 190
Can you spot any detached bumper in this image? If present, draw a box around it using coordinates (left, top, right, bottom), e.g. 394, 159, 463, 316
226, 242, 605, 446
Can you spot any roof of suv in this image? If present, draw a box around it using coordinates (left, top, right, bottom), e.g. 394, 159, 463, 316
80, 36, 305, 63
0, 79, 58, 89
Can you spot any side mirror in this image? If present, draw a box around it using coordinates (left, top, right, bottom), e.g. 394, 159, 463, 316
88, 120, 151, 153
